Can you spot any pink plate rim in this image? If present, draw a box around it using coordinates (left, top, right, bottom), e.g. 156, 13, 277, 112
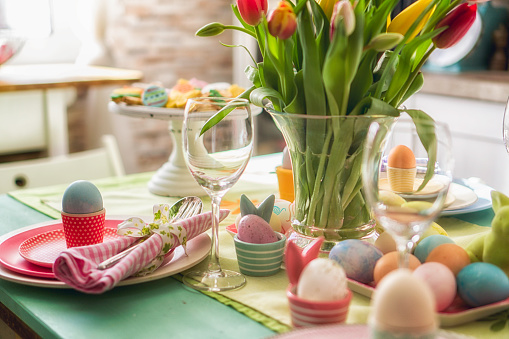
0, 219, 124, 279
18, 227, 120, 268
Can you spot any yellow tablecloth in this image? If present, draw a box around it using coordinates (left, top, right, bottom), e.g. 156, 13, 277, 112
8, 156, 508, 338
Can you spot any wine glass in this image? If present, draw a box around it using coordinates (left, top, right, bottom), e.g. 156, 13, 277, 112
362, 117, 453, 268
182, 97, 253, 291
503, 97, 509, 152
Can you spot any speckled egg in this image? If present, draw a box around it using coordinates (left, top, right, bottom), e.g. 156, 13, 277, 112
457, 263, 509, 307
237, 214, 278, 244
62, 180, 103, 214
297, 258, 348, 301
413, 234, 455, 263
329, 239, 383, 284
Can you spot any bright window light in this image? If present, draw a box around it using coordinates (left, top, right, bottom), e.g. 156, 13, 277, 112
2, 0, 52, 38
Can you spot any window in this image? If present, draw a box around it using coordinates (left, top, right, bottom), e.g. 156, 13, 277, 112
1, 0, 52, 38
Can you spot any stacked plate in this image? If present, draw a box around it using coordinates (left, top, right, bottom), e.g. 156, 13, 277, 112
0, 218, 211, 288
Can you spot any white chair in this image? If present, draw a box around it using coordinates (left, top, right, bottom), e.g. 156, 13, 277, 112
0, 135, 125, 193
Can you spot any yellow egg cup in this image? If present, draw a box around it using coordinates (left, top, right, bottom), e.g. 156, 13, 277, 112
387, 167, 417, 193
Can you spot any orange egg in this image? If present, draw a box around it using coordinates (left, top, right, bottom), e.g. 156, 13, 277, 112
425, 243, 470, 276
374, 251, 421, 285
387, 145, 416, 169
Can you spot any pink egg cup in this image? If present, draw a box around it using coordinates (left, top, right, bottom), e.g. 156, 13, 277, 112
61, 209, 106, 248
286, 284, 352, 328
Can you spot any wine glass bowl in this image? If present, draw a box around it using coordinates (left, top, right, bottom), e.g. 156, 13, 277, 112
182, 97, 253, 291
503, 97, 509, 153
362, 118, 453, 267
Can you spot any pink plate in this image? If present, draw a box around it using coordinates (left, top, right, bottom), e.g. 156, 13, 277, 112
226, 223, 237, 236
347, 278, 509, 327
0, 220, 124, 279
19, 228, 121, 268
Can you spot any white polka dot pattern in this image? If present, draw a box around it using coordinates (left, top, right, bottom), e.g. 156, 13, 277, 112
61, 210, 106, 248
19, 228, 120, 268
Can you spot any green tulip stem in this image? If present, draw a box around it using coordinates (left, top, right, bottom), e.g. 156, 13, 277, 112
392, 45, 436, 107
224, 25, 257, 38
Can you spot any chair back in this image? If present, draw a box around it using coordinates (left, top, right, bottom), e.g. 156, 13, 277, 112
0, 135, 125, 193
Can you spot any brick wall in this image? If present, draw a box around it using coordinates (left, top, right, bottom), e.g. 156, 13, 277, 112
99, 0, 235, 173
67, 0, 283, 174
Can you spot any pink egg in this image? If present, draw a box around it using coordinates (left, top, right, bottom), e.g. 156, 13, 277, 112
237, 214, 278, 244
413, 262, 456, 312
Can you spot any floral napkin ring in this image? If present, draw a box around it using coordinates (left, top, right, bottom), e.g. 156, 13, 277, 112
117, 204, 188, 276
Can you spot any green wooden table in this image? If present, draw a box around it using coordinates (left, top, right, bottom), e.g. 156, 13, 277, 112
0, 162, 503, 339
0, 194, 275, 338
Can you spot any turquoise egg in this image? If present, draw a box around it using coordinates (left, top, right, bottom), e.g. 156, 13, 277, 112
457, 263, 509, 307
414, 234, 455, 263
62, 180, 103, 214
329, 239, 383, 284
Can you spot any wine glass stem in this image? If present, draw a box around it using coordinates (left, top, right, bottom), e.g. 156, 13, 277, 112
207, 193, 223, 273
396, 239, 411, 268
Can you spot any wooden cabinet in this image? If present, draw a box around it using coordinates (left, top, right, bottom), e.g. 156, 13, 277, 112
406, 72, 509, 194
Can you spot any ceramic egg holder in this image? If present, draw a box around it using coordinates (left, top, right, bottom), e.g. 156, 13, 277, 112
387, 166, 417, 193
285, 237, 352, 327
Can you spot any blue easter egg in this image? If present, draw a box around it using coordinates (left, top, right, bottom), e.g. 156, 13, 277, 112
329, 239, 383, 284
62, 180, 103, 214
457, 263, 509, 307
414, 234, 455, 263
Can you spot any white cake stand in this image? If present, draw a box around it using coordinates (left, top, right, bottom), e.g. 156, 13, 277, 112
108, 101, 261, 197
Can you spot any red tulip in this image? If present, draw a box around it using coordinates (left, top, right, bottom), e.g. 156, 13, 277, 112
236, 0, 268, 26
330, 0, 355, 40
432, 3, 477, 49
268, 1, 297, 40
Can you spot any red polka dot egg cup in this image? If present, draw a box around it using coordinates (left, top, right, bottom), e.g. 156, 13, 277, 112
61, 209, 106, 248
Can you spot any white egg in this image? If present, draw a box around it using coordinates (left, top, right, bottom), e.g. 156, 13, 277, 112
235, 213, 242, 227
269, 212, 282, 232
374, 231, 397, 254
273, 199, 293, 233
297, 258, 348, 301
370, 269, 437, 335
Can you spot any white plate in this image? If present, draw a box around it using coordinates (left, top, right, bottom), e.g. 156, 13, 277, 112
441, 180, 493, 216
271, 324, 471, 338
0, 219, 210, 288
109, 101, 263, 121
443, 183, 478, 211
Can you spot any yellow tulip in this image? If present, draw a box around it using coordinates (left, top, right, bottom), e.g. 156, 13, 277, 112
316, 0, 337, 20
387, 0, 435, 41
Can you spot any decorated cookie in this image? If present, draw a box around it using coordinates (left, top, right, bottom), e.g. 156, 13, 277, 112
142, 85, 168, 107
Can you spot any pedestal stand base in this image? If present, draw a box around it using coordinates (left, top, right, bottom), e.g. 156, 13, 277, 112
148, 161, 204, 197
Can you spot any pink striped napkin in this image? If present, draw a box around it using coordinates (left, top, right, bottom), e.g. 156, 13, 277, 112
53, 210, 229, 294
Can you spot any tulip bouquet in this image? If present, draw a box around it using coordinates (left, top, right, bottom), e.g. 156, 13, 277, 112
196, 0, 479, 243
